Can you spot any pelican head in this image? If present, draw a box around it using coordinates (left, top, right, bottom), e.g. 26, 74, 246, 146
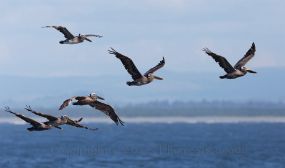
90, 92, 104, 100
147, 74, 163, 80
90, 92, 96, 98
60, 115, 68, 121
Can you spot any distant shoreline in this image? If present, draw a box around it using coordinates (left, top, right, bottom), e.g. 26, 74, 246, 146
2, 116, 285, 124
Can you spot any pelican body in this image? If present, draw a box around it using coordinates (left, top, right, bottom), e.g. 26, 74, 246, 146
219, 68, 250, 79
108, 48, 165, 86
127, 74, 161, 86
60, 36, 86, 44
43, 26, 102, 44
203, 43, 257, 79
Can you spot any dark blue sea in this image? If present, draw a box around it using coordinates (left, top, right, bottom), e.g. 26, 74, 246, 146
1, 123, 285, 168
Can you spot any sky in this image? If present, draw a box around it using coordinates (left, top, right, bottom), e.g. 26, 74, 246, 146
0, 0, 284, 106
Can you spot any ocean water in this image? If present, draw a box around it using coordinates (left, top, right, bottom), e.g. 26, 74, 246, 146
0, 123, 285, 168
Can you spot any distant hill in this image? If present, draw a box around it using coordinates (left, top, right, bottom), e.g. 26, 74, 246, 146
0, 67, 284, 108
0, 100, 284, 118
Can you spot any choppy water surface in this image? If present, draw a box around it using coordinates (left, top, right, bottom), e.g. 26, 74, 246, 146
1, 123, 285, 168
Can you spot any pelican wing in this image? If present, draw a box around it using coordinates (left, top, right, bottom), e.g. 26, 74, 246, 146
5, 107, 42, 127
43, 26, 75, 39
108, 48, 143, 80
203, 48, 235, 73
25, 106, 58, 121
234, 43, 256, 70
75, 96, 87, 101
59, 99, 72, 110
16, 115, 42, 127
66, 117, 84, 128
89, 101, 124, 125
59, 96, 76, 110
144, 57, 165, 76
66, 118, 98, 131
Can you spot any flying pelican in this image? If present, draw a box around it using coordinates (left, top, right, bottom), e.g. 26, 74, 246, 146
25, 106, 97, 131
4, 107, 56, 131
203, 43, 256, 79
42, 26, 102, 44
108, 48, 165, 86
59, 93, 124, 126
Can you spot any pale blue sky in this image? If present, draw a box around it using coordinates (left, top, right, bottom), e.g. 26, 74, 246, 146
0, 1, 284, 106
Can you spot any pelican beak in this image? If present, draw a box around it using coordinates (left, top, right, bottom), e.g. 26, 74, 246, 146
77, 118, 83, 123
154, 76, 163, 80
85, 37, 92, 42
247, 69, 257, 74
97, 96, 105, 100
55, 126, 62, 130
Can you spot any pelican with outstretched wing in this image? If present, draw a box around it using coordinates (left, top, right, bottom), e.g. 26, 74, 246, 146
59, 93, 124, 126
108, 48, 165, 86
24, 106, 97, 131
203, 43, 256, 79
42, 26, 102, 44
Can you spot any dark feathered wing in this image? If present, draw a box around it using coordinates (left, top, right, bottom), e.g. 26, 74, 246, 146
59, 96, 90, 110
66, 118, 98, 131
44, 26, 74, 39
108, 48, 143, 80
203, 48, 235, 73
59, 99, 71, 110
16, 115, 42, 127
75, 96, 87, 101
89, 101, 124, 125
25, 106, 58, 121
234, 43, 256, 70
59, 97, 74, 110
144, 57, 165, 76
5, 107, 42, 127
65, 117, 82, 127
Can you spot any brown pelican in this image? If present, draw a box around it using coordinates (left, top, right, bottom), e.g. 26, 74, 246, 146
24, 106, 97, 131
108, 48, 165, 86
42, 26, 102, 44
4, 107, 56, 131
59, 93, 124, 126
203, 43, 256, 79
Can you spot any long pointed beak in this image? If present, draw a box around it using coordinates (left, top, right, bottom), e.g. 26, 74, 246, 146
97, 96, 105, 100
85, 37, 92, 42
247, 70, 257, 74
54, 126, 62, 130
154, 76, 163, 80
76, 117, 83, 123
